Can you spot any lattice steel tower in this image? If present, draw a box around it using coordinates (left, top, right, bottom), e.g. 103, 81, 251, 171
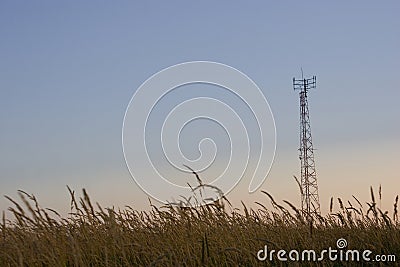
293, 75, 320, 216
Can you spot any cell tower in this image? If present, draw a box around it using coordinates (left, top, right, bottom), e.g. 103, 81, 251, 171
293, 74, 320, 216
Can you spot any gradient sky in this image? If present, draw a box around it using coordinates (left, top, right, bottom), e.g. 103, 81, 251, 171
1, 1, 399, 215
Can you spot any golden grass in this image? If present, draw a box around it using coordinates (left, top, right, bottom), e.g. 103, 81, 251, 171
0, 185, 399, 266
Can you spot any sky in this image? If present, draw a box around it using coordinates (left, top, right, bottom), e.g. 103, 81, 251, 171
0, 1, 399, 215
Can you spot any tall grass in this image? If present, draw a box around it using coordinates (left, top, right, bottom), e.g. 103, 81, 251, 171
0, 184, 399, 266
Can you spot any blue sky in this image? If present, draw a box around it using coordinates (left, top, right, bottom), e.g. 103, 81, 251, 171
0, 1, 399, 214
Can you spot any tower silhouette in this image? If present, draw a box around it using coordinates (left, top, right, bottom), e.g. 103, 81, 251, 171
293, 75, 320, 216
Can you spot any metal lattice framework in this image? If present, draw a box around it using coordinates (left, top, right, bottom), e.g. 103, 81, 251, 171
293, 75, 320, 216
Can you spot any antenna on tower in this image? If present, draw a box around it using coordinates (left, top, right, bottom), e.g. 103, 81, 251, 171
293, 73, 320, 217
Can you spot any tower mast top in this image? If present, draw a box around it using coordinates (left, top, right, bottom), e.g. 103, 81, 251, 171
293, 76, 316, 93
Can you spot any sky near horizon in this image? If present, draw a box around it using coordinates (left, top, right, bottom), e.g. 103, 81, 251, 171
0, 1, 399, 215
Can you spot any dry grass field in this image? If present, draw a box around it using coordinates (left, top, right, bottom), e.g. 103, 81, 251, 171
0, 184, 399, 266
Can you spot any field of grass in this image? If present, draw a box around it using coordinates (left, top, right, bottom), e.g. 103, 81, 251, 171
0, 185, 399, 266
